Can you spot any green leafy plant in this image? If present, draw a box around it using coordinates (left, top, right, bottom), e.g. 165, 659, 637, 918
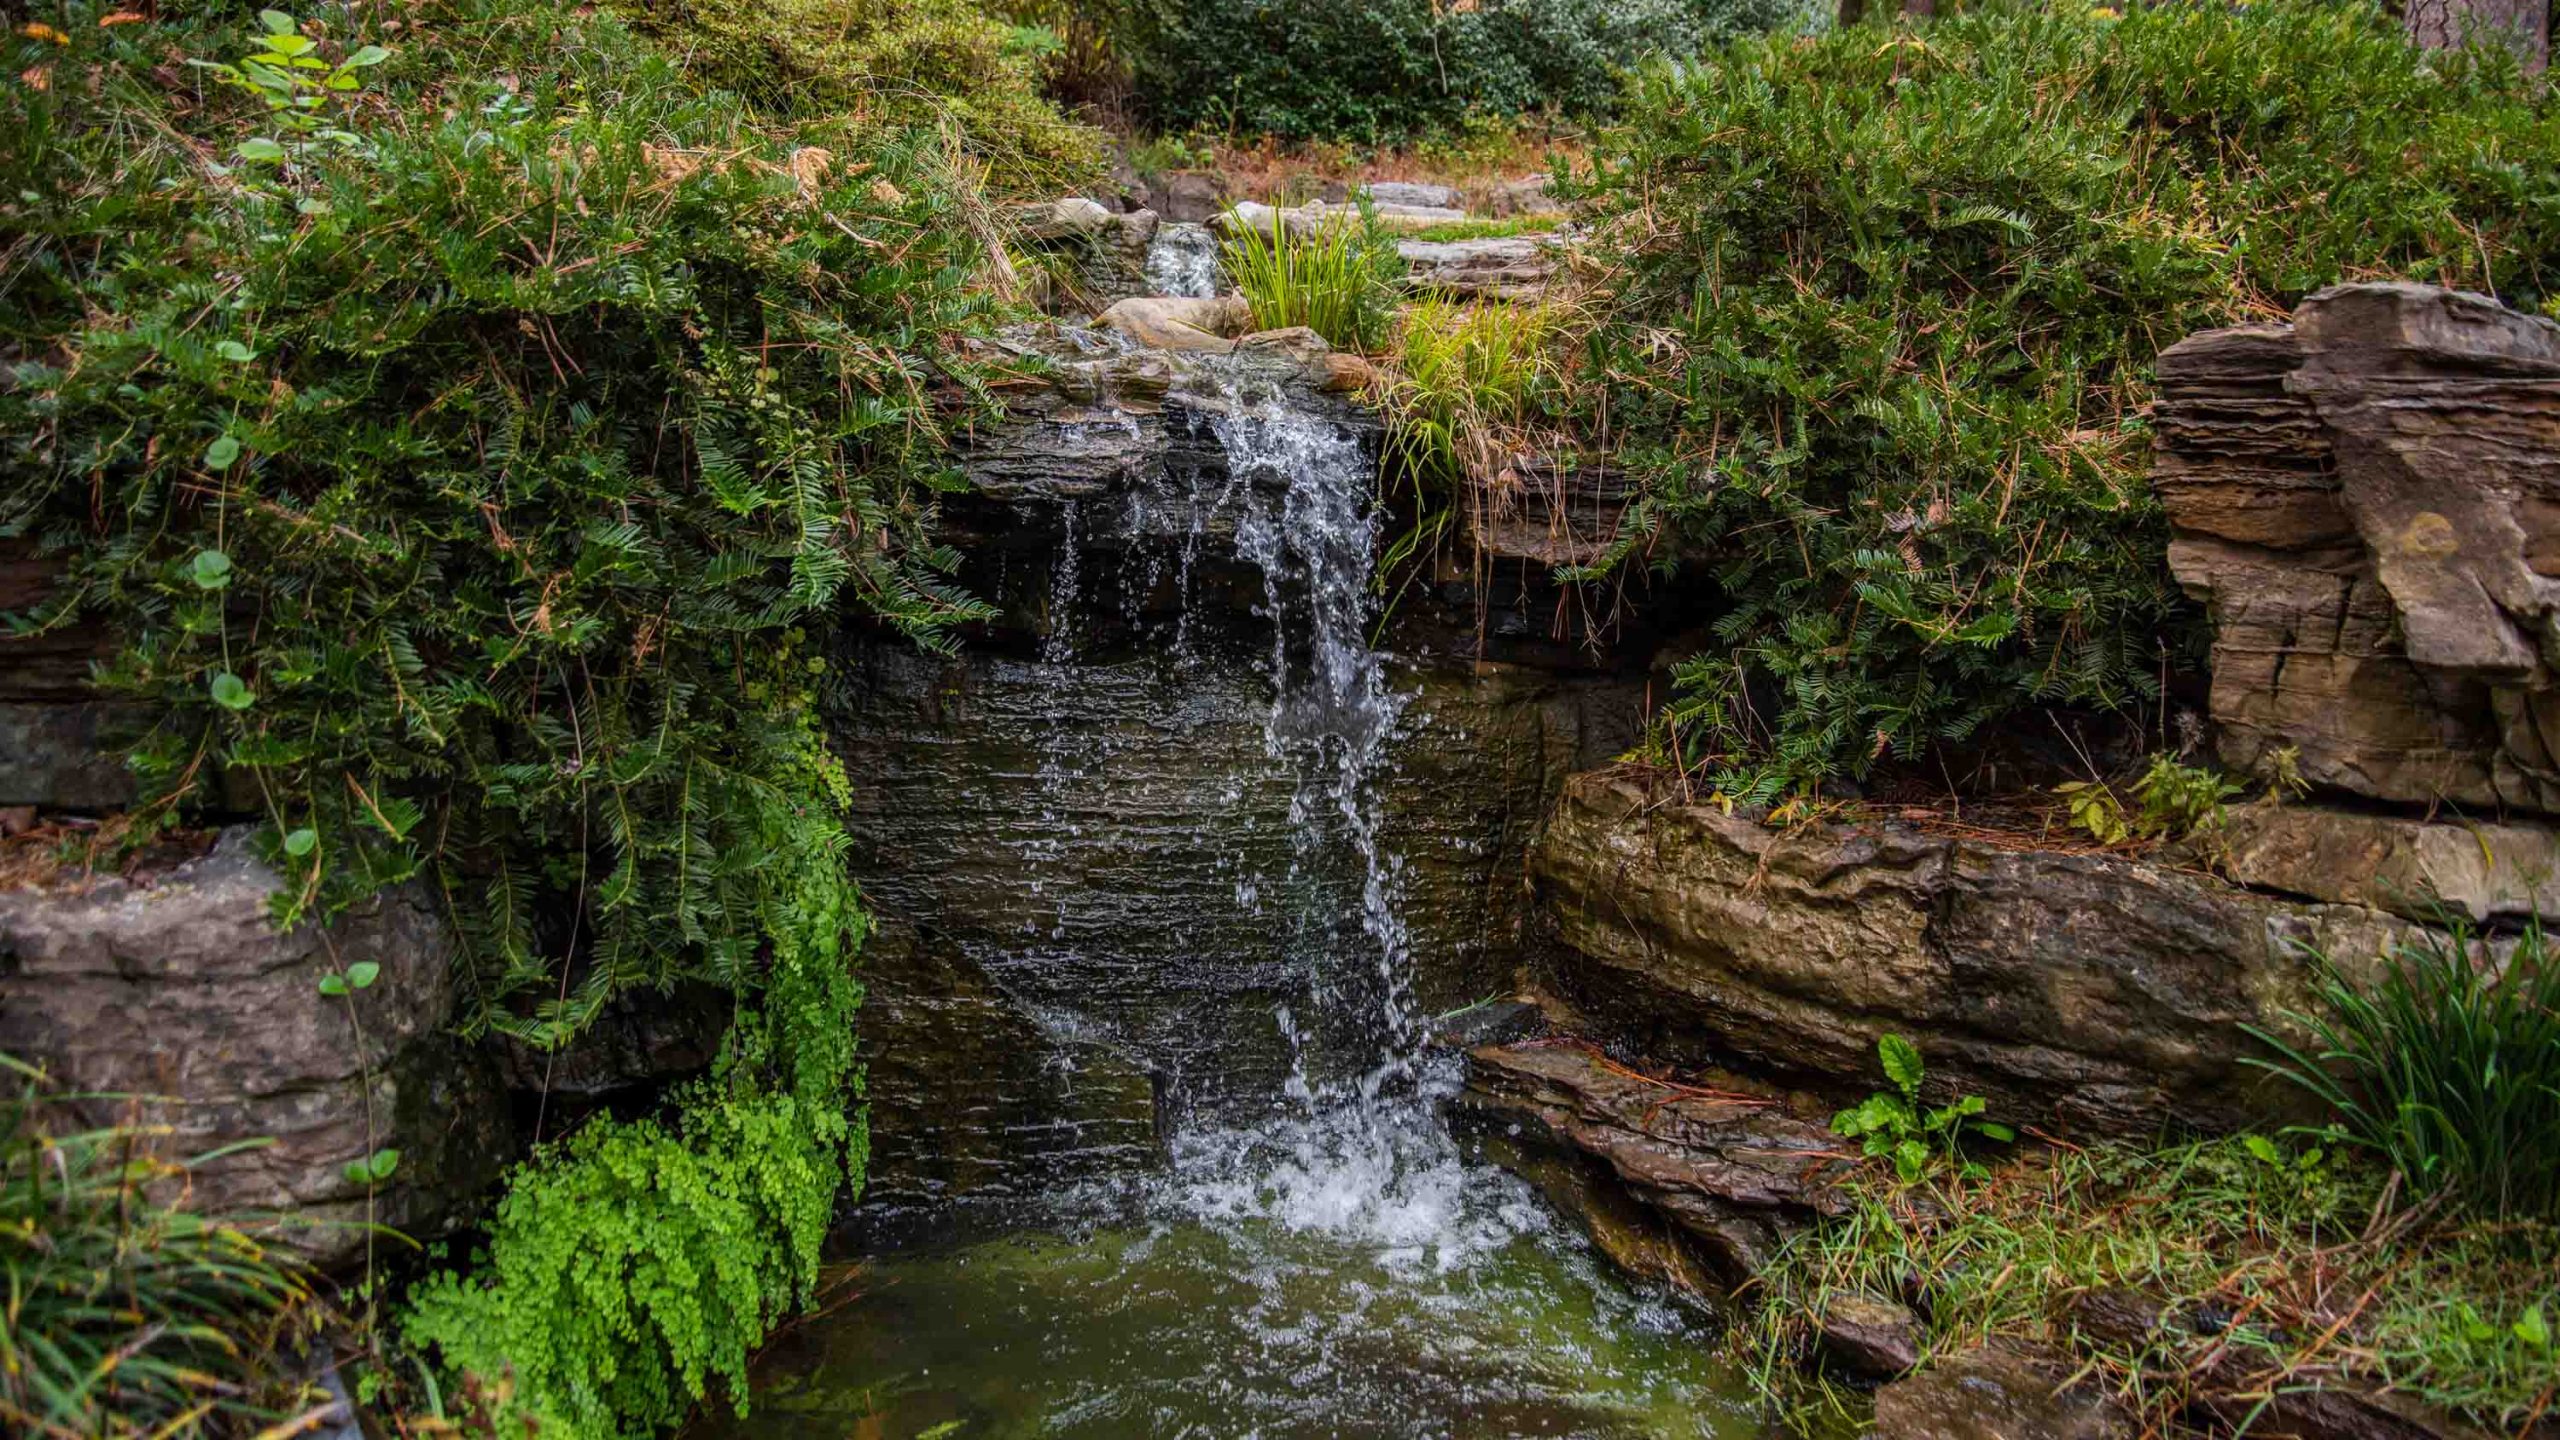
185, 8, 387, 164
2058, 755, 2245, 846
1221, 205, 1405, 352
1118, 0, 1818, 143
2249, 920, 2560, 1222
0, 1056, 315, 1439
1570, 0, 2560, 798
1830, 1033, 2014, 1182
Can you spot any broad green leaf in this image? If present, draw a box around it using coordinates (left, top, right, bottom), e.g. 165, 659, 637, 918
283, 827, 318, 857
204, 434, 243, 469
2517, 1304, 2550, 1351
236, 137, 287, 163
209, 671, 255, 711
346, 960, 381, 990
259, 9, 295, 34
190, 549, 235, 590
347, 44, 390, 66
215, 340, 257, 363
317, 973, 349, 997
1878, 1033, 1924, 1096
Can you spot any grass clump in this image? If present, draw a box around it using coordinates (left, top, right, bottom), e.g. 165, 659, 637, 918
1, 1058, 315, 1439
1566, 0, 2560, 800
2254, 921, 2560, 1224
1751, 1136, 2560, 1435
1403, 216, 1564, 243
1222, 209, 1405, 351
1386, 297, 1567, 488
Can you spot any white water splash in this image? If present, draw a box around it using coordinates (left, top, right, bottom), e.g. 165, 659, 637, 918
1144, 220, 1226, 298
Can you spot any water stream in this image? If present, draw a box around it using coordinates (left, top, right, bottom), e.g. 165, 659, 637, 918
692, 273, 1759, 1440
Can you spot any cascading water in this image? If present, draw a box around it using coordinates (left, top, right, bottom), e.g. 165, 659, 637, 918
697, 346, 1757, 1438
1144, 220, 1227, 298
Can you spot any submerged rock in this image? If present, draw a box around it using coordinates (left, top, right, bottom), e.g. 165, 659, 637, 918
1530, 771, 2420, 1137
0, 829, 510, 1267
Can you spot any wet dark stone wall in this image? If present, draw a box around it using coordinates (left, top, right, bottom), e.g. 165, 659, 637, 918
830, 521, 1649, 1219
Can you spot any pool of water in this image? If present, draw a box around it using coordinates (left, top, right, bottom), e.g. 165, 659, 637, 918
693, 1100, 1765, 1440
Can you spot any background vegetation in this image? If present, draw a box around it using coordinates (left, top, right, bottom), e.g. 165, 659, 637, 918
1063, 0, 1818, 143
1565, 0, 2560, 799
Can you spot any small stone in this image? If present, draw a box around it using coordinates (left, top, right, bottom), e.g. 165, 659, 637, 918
1490, 174, 1566, 217
1817, 1293, 1922, 1377
1872, 1341, 2136, 1440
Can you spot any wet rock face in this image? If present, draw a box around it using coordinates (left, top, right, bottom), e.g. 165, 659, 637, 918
1530, 772, 2419, 1137
2153, 281, 2560, 815
0, 830, 511, 1268
834, 336, 1648, 1211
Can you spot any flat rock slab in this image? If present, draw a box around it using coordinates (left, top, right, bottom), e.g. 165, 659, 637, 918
1874, 1341, 2135, 1440
1398, 235, 1556, 301
2219, 801, 2560, 924
1452, 1038, 1845, 1280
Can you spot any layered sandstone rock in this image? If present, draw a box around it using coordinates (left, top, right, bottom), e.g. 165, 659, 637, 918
0, 830, 511, 1267
2153, 282, 2560, 816
1529, 771, 2417, 1137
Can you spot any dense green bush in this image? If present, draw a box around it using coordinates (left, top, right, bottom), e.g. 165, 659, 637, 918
1566, 0, 2560, 799
1118, 0, 1816, 143
2, 1, 1011, 1432
607, 0, 1102, 189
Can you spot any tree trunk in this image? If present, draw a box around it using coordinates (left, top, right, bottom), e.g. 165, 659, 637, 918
2404, 0, 2548, 71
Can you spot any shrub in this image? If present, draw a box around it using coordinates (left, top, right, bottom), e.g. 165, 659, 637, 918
2, 1, 1012, 1430
0, 1056, 314, 1438
606, 0, 1102, 190
1222, 209, 1404, 351
1116, 0, 1818, 144
2253, 922, 2560, 1222
1565, 0, 2560, 799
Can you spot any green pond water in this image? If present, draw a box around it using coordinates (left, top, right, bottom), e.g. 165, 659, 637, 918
692, 1110, 1767, 1440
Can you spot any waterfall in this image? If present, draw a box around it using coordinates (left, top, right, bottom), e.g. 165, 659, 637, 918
1144, 221, 1226, 298
1144, 370, 1533, 1274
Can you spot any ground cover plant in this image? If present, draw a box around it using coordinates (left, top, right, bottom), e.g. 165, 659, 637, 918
1562, 0, 2560, 801
0, 1056, 317, 1439
1, 1, 1021, 1432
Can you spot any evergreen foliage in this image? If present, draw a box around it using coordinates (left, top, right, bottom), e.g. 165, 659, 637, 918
1, 2, 1010, 1432
1114, 0, 1817, 143
1565, 0, 2560, 798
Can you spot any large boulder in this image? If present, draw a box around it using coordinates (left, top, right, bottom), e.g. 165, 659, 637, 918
1530, 771, 2417, 1137
2152, 282, 2560, 816
0, 829, 510, 1268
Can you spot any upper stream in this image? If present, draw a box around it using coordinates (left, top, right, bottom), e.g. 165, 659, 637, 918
691, 262, 1761, 1439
